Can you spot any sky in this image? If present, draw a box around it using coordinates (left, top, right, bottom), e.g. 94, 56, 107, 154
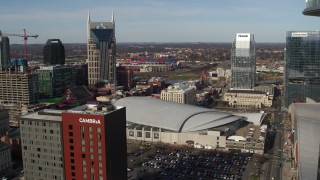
0, 0, 319, 44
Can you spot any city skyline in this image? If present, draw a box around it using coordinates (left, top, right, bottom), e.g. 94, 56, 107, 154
1, 0, 319, 44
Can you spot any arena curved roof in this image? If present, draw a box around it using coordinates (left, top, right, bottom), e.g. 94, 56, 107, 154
113, 97, 244, 132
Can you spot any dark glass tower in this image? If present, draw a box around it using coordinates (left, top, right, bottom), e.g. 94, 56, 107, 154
43, 39, 65, 65
0, 36, 10, 71
231, 33, 256, 90
284, 31, 320, 107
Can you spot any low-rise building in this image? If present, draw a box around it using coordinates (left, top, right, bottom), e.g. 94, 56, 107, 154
224, 90, 273, 108
161, 84, 196, 105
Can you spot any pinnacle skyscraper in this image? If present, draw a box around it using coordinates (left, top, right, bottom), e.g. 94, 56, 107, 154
87, 12, 116, 86
231, 33, 256, 90
0, 36, 10, 71
284, 31, 320, 106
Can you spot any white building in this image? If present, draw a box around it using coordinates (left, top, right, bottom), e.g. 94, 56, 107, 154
114, 97, 267, 154
161, 84, 196, 105
224, 90, 273, 108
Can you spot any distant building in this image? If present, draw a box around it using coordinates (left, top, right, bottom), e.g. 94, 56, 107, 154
224, 90, 273, 108
116, 68, 133, 89
285, 31, 320, 106
36, 65, 75, 98
0, 36, 10, 71
20, 103, 127, 180
0, 109, 9, 137
0, 72, 39, 104
87, 12, 116, 86
149, 77, 166, 93
43, 39, 65, 65
0, 142, 11, 172
161, 84, 196, 105
231, 33, 256, 90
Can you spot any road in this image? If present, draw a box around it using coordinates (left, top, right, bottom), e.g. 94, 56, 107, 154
266, 97, 284, 180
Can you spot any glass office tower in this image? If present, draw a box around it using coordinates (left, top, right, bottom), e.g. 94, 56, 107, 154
231, 33, 256, 90
43, 39, 65, 65
0, 36, 10, 71
284, 31, 320, 107
303, 0, 320, 16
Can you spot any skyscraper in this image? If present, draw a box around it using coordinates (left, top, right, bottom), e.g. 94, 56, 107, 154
0, 36, 10, 71
284, 31, 320, 107
231, 33, 256, 90
43, 39, 65, 65
87, 12, 116, 86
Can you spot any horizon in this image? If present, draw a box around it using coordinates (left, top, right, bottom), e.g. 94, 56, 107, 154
1, 0, 318, 44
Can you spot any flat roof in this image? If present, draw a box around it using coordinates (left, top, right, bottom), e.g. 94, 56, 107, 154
303, 6, 320, 16
21, 110, 63, 122
227, 90, 266, 94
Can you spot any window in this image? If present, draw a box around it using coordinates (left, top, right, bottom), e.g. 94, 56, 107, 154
82, 160, 86, 165
89, 127, 92, 132
90, 141, 93, 146
80, 126, 84, 132
97, 134, 101, 140
90, 154, 94, 159
71, 166, 75, 170
97, 142, 101, 147
97, 127, 101, 133
69, 132, 73, 136
98, 149, 102, 154
70, 152, 74, 157
99, 162, 102, 167
69, 139, 74, 143
91, 162, 94, 166
137, 131, 142, 137
82, 147, 85, 152
90, 148, 93, 152
89, 134, 93, 139
81, 140, 85, 145
145, 132, 151, 138
82, 154, 86, 158
71, 159, 75, 163
70, 146, 74, 150
72, 172, 75, 177
83, 167, 87, 172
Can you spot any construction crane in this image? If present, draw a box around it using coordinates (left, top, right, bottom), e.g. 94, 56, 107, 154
0, 29, 38, 60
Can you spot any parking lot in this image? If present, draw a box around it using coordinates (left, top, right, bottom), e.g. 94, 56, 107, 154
127, 140, 262, 180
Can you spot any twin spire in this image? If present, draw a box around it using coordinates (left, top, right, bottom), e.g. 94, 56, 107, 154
87, 10, 115, 24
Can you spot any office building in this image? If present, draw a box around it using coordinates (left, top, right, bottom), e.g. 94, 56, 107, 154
303, 0, 320, 16
0, 36, 10, 71
0, 72, 39, 104
87, 12, 116, 86
161, 84, 196, 105
36, 65, 75, 98
285, 31, 320, 106
20, 104, 127, 180
231, 33, 256, 90
43, 39, 65, 65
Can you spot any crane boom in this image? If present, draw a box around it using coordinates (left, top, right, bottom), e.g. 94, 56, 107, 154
0, 29, 38, 60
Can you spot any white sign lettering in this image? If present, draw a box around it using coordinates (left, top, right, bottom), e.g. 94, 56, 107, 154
292, 32, 308, 37
79, 118, 101, 124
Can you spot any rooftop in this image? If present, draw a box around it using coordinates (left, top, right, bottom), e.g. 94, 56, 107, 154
113, 97, 244, 133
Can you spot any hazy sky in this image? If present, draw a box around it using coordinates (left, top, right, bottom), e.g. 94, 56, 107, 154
1, 0, 319, 44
